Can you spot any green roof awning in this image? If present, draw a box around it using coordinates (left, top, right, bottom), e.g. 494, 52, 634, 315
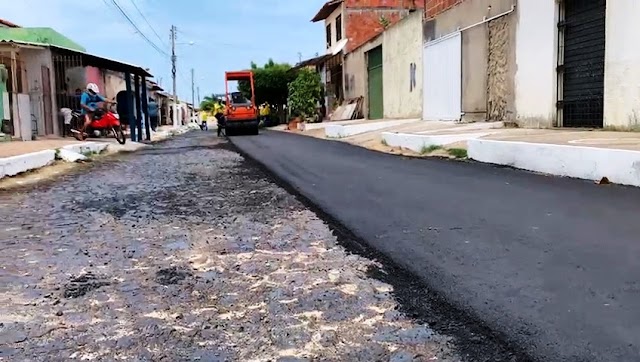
0, 27, 85, 52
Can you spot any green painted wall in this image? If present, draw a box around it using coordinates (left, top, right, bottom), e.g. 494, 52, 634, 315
367, 46, 384, 120
0, 27, 85, 52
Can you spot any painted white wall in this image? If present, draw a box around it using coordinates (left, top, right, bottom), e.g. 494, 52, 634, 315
423, 33, 462, 121
104, 70, 126, 99
21, 48, 58, 136
514, 0, 557, 128
325, 4, 345, 54
319, 63, 328, 108
604, 1, 640, 128
382, 11, 423, 119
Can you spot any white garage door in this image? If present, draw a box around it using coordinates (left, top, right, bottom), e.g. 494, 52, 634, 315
422, 32, 462, 121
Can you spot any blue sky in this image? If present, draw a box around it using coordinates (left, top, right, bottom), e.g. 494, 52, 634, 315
0, 0, 327, 102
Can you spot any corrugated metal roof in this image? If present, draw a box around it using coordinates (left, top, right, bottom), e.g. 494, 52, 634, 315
293, 54, 331, 70
0, 39, 46, 50
311, 0, 343, 22
0, 39, 152, 77
0, 19, 20, 28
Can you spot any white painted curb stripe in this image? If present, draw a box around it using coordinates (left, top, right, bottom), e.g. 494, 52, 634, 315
468, 139, 640, 187
0, 150, 56, 179
382, 132, 491, 152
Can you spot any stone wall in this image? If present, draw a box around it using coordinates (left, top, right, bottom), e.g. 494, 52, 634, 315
487, 16, 510, 122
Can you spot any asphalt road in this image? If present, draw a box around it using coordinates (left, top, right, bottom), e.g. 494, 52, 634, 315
232, 130, 640, 362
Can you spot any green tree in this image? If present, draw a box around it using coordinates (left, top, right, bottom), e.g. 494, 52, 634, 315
199, 95, 218, 112
238, 59, 298, 106
287, 68, 322, 119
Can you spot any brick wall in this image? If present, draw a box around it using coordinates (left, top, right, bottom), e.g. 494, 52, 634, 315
425, 0, 464, 18
346, 0, 422, 7
345, 0, 425, 52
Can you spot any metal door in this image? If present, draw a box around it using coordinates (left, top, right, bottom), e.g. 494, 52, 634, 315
41, 66, 54, 134
557, 0, 606, 127
367, 46, 383, 120
422, 32, 462, 121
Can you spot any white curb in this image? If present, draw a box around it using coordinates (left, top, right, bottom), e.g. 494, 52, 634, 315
382, 132, 491, 153
468, 139, 640, 187
0, 124, 197, 180
0, 150, 56, 179
326, 119, 418, 138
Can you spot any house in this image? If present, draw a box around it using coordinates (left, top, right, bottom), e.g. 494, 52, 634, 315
311, 0, 425, 120
424, 0, 640, 130
420, 0, 517, 123
0, 19, 154, 141
514, 0, 638, 129
344, 10, 423, 120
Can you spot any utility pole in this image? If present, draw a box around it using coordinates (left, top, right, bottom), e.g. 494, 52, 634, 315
191, 68, 195, 121
170, 25, 178, 127
197, 86, 201, 105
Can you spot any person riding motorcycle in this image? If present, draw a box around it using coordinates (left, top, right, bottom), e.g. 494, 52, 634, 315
78, 83, 114, 139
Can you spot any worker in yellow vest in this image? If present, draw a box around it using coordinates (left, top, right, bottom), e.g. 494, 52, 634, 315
259, 102, 271, 126
214, 100, 226, 137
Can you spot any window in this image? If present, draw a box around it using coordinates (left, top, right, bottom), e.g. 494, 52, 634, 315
336, 15, 342, 41
326, 24, 332, 47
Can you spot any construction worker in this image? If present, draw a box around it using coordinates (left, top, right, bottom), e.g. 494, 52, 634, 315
259, 102, 271, 126
214, 100, 226, 137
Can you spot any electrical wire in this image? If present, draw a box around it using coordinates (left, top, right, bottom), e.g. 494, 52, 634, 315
127, 0, 168, 47
103, 0, 169, 57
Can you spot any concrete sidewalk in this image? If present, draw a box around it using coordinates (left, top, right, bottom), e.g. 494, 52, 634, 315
0, 123, 199, 180
276, 119, 640, 188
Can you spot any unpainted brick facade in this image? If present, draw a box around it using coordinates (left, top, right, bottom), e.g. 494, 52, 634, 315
344, 0, 425, 52
425, 0, 464, 18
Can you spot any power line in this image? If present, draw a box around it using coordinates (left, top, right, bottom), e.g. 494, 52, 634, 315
103, 0, 169, 57
127, 0, 168, 47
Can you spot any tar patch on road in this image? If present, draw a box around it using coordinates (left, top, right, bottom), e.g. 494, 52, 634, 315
155, 266, 192, 285
63, 272, 110, 299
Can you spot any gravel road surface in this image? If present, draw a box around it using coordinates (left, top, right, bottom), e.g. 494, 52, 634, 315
1, 132, 473, 361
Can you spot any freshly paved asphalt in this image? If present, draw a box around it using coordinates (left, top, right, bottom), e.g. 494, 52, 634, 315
231, 130, 640, 362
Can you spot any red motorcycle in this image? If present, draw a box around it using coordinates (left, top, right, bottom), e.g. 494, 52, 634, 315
70, 103, 126, 144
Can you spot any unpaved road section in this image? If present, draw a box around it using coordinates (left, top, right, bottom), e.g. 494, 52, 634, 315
0, 132, 484, 361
